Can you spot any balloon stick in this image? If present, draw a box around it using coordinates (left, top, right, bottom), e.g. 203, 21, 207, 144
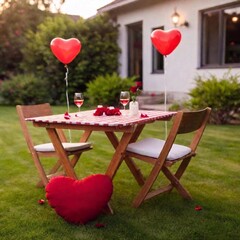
164, 56, 168, 140
64, 64, 72, 142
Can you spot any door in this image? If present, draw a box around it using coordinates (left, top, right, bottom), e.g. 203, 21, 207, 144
127, 22, 143, 82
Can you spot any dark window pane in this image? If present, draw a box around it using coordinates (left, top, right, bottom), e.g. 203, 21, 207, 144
201, 4, 240, 67
153, 48, 163, 71
127, 22, 142, 81
224, 8, 240, 63
202, 11, 220, 65
152, 27, 164, 72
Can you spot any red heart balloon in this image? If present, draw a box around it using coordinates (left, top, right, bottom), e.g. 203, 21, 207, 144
45, 174, 113, 224
151, 29, 181, 56
50, 38, 81, 64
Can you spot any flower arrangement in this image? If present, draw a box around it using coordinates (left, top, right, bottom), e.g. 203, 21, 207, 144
130, 81, 142, 102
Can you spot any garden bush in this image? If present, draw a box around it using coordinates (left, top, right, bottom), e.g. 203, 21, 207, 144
0, 73, 51, 105
86, 73, 136, 106
188, 71, 240, 124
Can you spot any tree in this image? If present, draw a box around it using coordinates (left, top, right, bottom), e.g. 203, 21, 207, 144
0, 0, 65, 12
0, 1, 52, 78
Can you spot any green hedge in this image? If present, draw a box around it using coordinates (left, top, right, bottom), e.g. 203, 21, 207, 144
188, 71, 240, 124
0, 74, 51, 105
86, 73, 136, 106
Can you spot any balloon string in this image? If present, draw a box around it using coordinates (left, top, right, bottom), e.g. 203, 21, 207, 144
164, 55, 168, 140
64, 64, 72, 143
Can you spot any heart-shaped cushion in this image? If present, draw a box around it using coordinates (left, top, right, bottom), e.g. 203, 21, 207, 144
45, 174, 113, 224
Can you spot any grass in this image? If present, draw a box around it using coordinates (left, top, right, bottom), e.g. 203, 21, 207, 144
0, 105, 240, 240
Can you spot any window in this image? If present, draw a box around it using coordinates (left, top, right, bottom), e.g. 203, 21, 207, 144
152, 27, 164, 73
127, 22, 142, 81
201, 3, 240, 67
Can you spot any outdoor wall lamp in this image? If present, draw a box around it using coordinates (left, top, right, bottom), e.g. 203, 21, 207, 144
231, 12, 238, 22
171, 8, 189, 27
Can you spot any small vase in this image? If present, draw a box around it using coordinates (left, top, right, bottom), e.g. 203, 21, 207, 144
129, 101, 139, 116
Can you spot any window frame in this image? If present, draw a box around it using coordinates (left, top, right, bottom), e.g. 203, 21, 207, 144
200, 1, 240, 69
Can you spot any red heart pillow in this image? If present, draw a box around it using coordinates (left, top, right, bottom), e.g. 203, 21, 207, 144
45, 174, 113, 224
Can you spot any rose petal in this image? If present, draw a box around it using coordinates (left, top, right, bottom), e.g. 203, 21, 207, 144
95, 223, 105, 228
93, 107, 106, 116
140, 113, 149, 118
98, 107, 122, 116
38, 199, 45, 205
64, 112, 71, 120
195, 205, 202, 211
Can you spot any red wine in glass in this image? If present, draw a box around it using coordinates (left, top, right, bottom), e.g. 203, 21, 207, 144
120, 91, 130, 114
74, 99, 84, 108
74, 93, 84, 116
120, 99, 129, 106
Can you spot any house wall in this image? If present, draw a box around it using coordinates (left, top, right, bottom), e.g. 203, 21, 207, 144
116, 0, 240, 101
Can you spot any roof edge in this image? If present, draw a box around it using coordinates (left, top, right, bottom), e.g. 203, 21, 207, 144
98, 0, 139, 13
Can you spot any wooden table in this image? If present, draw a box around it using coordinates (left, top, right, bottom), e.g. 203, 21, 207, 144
27, 110, 176, 185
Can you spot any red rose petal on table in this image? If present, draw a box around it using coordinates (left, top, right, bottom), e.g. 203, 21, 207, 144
107, 108, 121, 116
93, 107, 107, 116
95, 107, 121, 116
195, 205, 202, 211
64, 112, 71, 120
140, 113, 149, 118
38, 199, 45, 205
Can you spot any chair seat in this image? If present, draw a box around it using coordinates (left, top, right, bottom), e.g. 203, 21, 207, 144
126, 138, 191, 160
34, 142, 91, 152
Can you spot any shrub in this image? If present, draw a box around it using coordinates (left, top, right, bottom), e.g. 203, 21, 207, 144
188, 71, 240, 124
0, 74, 51, 105
86, 73, 136, 106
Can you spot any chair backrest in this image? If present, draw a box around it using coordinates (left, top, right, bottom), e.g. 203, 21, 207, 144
16, 103, 66, 153
166, 107, 211, 152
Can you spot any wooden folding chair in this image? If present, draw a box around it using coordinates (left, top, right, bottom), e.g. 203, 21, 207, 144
125, 107, 211, 207
16, 103, 92, 187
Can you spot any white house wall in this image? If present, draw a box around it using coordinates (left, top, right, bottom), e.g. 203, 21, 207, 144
116, 0, 240, 100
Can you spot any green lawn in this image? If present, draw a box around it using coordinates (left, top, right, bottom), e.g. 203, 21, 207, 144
0, 106, 239, 240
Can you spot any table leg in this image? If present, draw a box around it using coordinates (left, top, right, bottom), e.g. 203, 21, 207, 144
105, 132, 135, 179
69, 130, 93, 167
105, 131, 145, 185
46, 128, 77, 179
79, 130, 92, 142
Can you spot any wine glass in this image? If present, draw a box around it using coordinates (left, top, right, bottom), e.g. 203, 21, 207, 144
74, 92, 84, 117
120, 91, 130, 114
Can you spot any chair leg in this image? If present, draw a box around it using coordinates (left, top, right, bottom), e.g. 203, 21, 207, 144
70, 153, 81, 168
157, 156, 192, 196
133, 181, 153, 208
132, 163, 164, 208
36, 158, 63, 187
162, 166, 192, 200
174, 157, 192, 179
32, 153, 49, 187
124, 156, 145, 186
